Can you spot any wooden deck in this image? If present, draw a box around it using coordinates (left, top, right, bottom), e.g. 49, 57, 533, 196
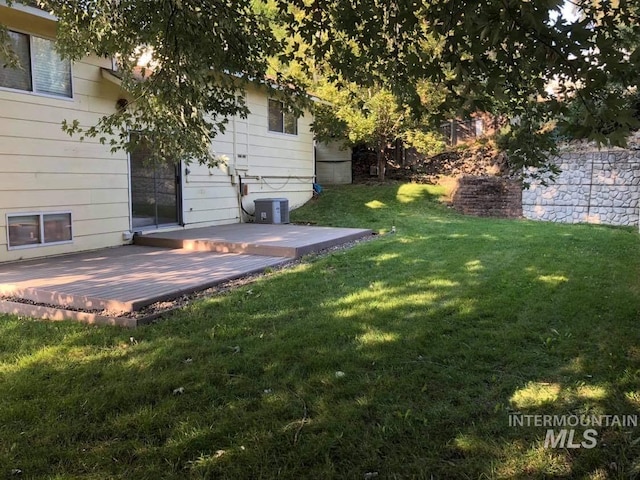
0, 246, 289, 313
0, 224, 373, 318
134, 223, 372, 258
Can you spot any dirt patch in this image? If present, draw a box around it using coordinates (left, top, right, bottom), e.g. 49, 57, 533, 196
354, 142, 510, 185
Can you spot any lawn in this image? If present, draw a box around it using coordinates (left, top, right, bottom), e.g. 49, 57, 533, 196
2, 183, 640, 479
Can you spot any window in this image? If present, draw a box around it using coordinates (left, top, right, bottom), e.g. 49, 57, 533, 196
7, 213, 72, 248
0, 30, 72, 98
268, 99, 297, 135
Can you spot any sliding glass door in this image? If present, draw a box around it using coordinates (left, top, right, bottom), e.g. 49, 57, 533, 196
129, 137, 182, 229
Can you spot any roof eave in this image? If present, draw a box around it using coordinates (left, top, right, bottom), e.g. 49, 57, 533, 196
0, 1, 57, 21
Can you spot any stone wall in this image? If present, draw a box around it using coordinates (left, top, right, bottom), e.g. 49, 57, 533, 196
522, 150, 640, 227
451, 176, 522, 218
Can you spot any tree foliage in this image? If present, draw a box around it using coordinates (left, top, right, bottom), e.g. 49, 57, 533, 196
282, 0, 640, 178
2, 0, 286, 165
314, 86, 408, 180
313, 81, 446, 180
2, 0, 640, 174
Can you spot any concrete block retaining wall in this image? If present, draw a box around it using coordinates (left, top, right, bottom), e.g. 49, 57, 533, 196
522, 150, 640, 227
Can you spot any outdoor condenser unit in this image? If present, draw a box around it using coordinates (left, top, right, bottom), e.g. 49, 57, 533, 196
254, 198, 290, 224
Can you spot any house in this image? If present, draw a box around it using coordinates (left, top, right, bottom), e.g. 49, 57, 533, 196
0, 3, 315, 263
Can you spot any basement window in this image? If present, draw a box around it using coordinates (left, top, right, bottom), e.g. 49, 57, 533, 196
268, 99, 297, 135
7, 212, 73, 249
0, 30, 72, 98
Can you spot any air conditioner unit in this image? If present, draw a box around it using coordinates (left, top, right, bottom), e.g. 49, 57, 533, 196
254, 198, 290, 224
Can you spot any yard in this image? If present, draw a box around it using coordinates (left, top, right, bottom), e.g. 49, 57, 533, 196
1, 183, 640, 479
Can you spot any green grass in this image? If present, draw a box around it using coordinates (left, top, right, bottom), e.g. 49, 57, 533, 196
2, 183, 640, 479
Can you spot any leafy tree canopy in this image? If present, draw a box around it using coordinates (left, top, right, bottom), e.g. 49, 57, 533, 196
2, 0, 639, 173
283, 0, 640, 178
2, 0, 286, 165
313, 80, 447, 179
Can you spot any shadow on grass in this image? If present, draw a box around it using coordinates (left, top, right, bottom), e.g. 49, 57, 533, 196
291, 183, 454, 233
1, 189, 640, 478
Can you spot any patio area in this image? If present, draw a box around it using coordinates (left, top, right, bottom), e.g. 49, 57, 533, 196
133, 223, 372, 258
0, 223, 372, 327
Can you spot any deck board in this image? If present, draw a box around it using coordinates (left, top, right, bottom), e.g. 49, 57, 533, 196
0, 246, 288, 312
135, 223, 372, 257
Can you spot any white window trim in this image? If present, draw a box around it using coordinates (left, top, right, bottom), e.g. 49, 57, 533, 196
6, 211, 74, 250
0, 28, 74, 101
267, 98, 298, 136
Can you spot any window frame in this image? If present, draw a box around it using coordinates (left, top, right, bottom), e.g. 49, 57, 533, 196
6, 212, 74, 250
0, 28, 74, 100
267, 98, 298, 136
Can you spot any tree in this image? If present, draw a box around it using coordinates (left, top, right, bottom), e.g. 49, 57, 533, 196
2, 0, 640, 174
313, 81, 446, 180
1, 0, 289, 166
315, 86, 409, 181
282, 0, 640, 178
554, 1, 640, 144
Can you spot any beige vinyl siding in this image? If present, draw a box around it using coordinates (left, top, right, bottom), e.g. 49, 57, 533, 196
240, 88, 314, 211
1, 5, 315, 261
316, 161, 352, 185
0, 189, 127, 210
181, 86, 314, 227
0, 6, 128, 262
180, 114, 239, 226
181, 170, 240, 227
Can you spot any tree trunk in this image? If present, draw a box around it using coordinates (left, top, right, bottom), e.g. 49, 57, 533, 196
377, 144, 386, 181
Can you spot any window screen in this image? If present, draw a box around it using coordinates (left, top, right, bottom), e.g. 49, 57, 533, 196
8, 215, 40, 247
32, 36, 72, 97
284, 111, 297, 135
268, 99, 284, 133
43, 213, 72, 243
7, 212, 73, 248
0, 31, 71, 98
268, 99, 298, 135
0, 31, 32, 91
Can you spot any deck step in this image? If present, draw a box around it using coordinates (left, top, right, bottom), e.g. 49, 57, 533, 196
133, 235, 299, 258
133, 224, 373, 259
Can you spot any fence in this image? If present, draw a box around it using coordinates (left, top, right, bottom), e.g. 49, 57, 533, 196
440, 119, 484, 146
